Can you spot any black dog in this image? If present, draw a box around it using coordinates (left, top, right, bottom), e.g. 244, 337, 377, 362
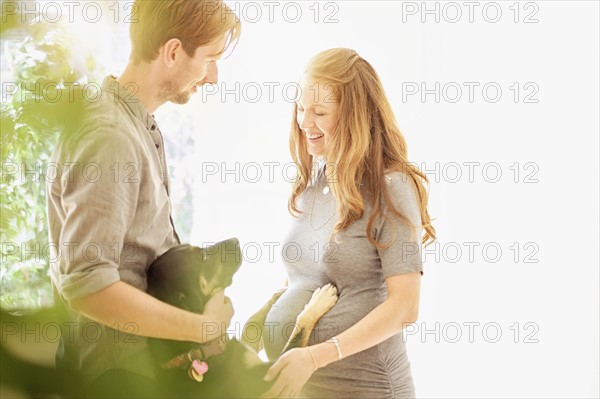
147, 238, 338, 398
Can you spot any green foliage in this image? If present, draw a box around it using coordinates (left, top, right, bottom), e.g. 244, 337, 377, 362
1, 22, 101, 309
1, 19, 196, 310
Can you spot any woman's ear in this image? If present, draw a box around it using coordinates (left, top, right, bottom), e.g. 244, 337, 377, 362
162, 38, 183, 67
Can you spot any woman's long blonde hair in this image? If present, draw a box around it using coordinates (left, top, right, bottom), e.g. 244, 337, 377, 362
288, 48, 436, 248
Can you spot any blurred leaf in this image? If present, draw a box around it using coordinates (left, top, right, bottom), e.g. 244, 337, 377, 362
1, 21, 99, 309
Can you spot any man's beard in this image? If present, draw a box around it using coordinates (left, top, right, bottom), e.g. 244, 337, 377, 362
158, 79, 192, 105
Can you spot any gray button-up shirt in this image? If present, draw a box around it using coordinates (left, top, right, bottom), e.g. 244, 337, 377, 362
47, 75, 180, 383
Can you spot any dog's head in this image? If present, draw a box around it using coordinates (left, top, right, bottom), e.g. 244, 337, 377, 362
147, 238, 242, 313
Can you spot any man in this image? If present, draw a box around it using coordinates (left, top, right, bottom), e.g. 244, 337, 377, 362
46, 1, 241, 396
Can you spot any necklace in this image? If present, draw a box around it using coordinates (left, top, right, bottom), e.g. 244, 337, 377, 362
315, 182, 333, 204
309, 176, 336, 231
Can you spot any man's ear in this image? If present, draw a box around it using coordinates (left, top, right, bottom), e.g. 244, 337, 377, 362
162, 38, 183, 67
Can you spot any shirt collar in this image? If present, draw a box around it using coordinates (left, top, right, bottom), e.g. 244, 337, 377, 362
102, 75, 157, 131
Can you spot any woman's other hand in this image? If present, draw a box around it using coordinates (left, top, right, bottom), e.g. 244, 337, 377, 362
261, 347, 316, 398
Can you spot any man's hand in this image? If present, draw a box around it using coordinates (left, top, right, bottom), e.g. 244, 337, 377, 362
198, 290, 234, 341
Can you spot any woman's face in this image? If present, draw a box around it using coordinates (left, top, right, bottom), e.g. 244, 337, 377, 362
296, 78, 340, 157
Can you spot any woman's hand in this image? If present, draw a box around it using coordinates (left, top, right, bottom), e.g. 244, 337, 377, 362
261, 347, 316, 398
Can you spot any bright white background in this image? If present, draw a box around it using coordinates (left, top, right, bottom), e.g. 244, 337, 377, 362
75, 1, 599, 397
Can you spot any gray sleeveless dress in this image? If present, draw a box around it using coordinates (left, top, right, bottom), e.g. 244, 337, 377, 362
263, 169, 424, 399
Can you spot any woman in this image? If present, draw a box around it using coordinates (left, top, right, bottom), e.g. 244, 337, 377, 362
261, 48, 436, 398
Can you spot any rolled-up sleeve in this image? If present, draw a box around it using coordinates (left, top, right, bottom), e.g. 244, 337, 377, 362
50, 127, 141, 301
376, 172, 424, 278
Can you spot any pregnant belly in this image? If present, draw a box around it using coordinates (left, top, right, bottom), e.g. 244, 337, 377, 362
263, 287, 314, 361
263, 286, 386, 361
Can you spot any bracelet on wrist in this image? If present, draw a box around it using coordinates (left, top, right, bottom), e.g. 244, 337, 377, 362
326, 336, 343, 360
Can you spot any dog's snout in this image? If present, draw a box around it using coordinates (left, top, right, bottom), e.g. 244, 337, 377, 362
218, 238, 242, 268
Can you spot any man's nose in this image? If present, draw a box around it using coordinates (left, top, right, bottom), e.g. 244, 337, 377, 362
204, 62, 219, 85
